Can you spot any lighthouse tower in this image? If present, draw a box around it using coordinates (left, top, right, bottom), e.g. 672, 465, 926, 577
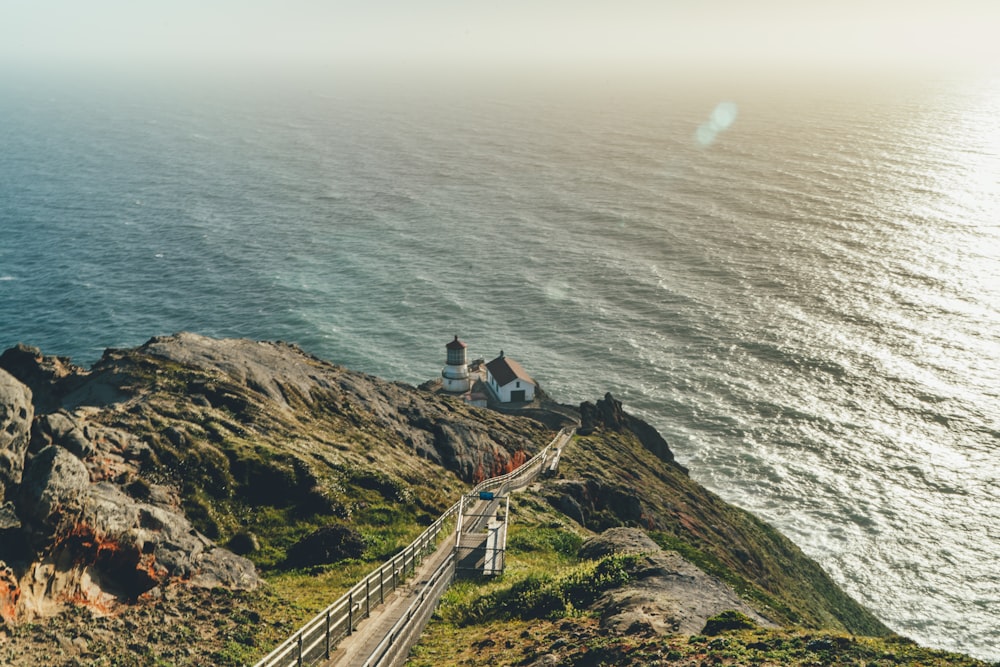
441, 335, 471, 393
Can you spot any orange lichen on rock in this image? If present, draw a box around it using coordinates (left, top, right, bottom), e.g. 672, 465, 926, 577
63, 587, 118, 617
58, 522, 165, 600
0, 566, 20, 623
505, 449, 529, 473
473, 448, 532, 483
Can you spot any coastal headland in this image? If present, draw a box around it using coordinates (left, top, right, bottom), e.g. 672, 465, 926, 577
0, 333, 989, 666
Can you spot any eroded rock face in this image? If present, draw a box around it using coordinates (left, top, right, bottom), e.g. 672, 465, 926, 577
33, 411, 95, 458
580, 528, 774, 636
0, 369, 33, 501
18, 445, 90, 538
0, 408, 260, 624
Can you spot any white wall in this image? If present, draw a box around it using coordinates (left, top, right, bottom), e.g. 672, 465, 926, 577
487, 371, 535, 403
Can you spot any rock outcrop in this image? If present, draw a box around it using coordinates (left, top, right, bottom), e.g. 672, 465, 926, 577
0, 345, 271, 625
119, 333, 545, 483
580, 528, 773, 636
0, 369, 33, 502
578, 392, 686, 473
543, 478, 647, 531
0, 368, 261, 624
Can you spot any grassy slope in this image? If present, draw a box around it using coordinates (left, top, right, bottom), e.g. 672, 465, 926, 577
411, 493, 991, 667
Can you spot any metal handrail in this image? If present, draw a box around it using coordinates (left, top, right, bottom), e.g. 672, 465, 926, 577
360, 552, 457, 667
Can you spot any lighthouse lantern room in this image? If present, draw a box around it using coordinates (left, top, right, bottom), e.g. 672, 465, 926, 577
441, 335, 471, 393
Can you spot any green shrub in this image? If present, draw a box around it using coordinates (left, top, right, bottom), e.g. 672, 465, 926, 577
508, 528, 583, 558
450, 553, 640, 625
703, 610, 758, 636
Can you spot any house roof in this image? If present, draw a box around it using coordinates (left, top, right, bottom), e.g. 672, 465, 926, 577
446, 335, 467, 350
486, 353, 535, 388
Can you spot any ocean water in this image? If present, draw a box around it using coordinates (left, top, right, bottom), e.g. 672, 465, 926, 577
1, 70, 998, 660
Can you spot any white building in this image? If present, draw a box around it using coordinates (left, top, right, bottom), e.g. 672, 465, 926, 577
485, 351, 536, 403
441, 335, 471, 393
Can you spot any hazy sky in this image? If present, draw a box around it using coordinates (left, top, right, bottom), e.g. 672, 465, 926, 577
2, 1, 997, 77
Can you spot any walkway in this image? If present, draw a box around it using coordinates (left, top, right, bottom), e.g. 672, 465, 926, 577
255, 427, 574, 667
321, 536, 453, 667
324, 493, 499, 667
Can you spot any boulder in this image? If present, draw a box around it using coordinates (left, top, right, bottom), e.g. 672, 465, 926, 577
579, 527, 661, 559
0, 344, 81, 413
580, 528, 773, 636
18, 446, 90, 538
32, 411, 94, 458
285, 525, 366, 568
0, 369, 33, 501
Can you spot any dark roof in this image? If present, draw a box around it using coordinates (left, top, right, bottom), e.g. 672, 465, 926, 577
486, 354, 535, 387
446, 335, 467, 350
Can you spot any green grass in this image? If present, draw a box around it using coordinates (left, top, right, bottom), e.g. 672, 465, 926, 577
439, 552, 639, 626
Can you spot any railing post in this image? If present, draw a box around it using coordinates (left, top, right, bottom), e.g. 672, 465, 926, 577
297, 633, 303, 666
325, 609, 331, 658
365, 576, 371, 617
348, 591, 354, 635
379, 565, 384, 604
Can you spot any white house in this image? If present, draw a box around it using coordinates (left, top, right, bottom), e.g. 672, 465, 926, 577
485, 351, 536, 403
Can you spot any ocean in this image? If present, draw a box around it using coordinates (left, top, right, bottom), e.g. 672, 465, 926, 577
1, 68, 998, 660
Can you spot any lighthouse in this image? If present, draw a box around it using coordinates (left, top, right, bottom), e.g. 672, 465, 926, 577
441, 335, 471, 393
